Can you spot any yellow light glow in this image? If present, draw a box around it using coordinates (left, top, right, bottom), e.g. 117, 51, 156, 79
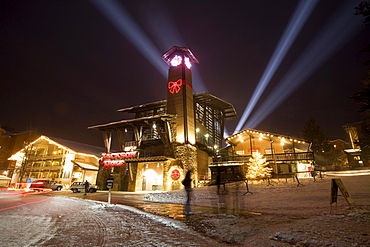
10, 135, 100, 161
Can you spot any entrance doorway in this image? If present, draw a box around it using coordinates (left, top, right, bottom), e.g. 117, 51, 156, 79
141, 163, 163, 191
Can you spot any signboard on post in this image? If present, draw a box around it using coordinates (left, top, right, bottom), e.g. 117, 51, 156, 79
106, 178, 114, 189
107, 178, 114, 204
330, 179, 355, 212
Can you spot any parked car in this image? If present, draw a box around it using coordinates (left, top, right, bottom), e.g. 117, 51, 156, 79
30, 180, 63, 191
70, 181, 98, 193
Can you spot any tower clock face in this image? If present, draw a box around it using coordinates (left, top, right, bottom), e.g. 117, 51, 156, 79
170, 55, 192, 69
170, 55, 182, 67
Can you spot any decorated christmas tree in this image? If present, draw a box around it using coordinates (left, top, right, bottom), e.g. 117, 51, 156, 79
246, 151, 272, 179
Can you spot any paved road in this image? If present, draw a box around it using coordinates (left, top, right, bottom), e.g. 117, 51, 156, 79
51, 190, 222, 220
0, 193, 224, 246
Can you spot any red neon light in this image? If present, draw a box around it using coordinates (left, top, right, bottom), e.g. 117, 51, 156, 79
102, 152, 136, 159
168, 79, 192, 94
100, 151, 137, 168
168, 79, 182, 94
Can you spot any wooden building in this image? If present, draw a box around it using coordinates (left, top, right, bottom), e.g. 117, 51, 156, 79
211, 129, 314, 181
89, 46, 237, 191
8, 135, 103, 188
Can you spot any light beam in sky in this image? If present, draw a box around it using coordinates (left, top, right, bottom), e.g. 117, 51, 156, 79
234, 0, 319, 134
90, 0, 167, 77
90, 0, 207, 93
243, 0, 364, 130
141, 1, 207, 92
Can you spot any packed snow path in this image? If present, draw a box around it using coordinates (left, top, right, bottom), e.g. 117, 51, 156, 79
0, 195, 223, 246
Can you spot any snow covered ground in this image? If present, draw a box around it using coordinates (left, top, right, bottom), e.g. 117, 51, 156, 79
0, 170, 369, 246
144, 171, 370, 246
0, 195, 223, 246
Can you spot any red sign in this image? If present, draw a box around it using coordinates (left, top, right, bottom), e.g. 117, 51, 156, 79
100, 151, 137, 170
171, 169, 180, 180
102, 152, 137, 159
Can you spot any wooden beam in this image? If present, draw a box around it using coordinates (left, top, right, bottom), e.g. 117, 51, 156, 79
117, 129, 126, 151
102, 131, 112, 153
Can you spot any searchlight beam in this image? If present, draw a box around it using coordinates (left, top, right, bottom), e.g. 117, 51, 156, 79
244, 0, 364, 129
234, 0, 319, 134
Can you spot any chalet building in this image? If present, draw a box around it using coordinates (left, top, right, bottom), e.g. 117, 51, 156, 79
343, 121, 369, 167
89, 46, 237, 191
325, 139, 350, 169
0, 129, 39, 179
8, 135, 104, 188
212, 129, 314, 180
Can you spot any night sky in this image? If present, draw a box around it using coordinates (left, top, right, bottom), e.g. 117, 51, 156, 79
1, 0, 369, 147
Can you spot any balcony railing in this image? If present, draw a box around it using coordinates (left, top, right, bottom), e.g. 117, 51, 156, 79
213, 152, 314, 165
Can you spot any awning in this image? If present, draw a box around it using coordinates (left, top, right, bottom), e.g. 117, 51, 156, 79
73, 161, 99, 171
124, 156, 173, 162
344, 148, 362, 154
0, 175, 11, 180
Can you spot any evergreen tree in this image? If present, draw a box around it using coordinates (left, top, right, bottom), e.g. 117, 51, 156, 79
246, 152, 272, 179
302, 118, 329, 154
352, 71, 370, 116
352, 2, 370, 161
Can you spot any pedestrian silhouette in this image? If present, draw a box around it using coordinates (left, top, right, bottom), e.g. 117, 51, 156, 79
84, 180, 90, 195
182, 170, 192, 214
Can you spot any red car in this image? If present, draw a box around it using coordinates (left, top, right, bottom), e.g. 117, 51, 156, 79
29, 180, 63, 191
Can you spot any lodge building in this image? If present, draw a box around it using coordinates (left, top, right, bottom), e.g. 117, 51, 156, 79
211, 129, 315, 181
8, 135, 103, 188
89, 46, 237, 191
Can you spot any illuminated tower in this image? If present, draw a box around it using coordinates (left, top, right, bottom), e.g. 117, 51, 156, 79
162, 46, 199, 145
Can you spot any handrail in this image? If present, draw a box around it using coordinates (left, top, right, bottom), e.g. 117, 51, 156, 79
212, 152, 314, 165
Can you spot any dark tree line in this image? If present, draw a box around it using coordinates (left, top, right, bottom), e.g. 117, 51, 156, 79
353, 1, 370, 161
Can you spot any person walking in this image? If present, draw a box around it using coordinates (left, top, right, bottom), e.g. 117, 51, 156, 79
84, 180, 90, 195
182, 170, 192, 215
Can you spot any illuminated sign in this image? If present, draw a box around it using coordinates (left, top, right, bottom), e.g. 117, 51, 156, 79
102, 152, 136, 159
100, 151, 137, 169
170, 169, 180, 180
